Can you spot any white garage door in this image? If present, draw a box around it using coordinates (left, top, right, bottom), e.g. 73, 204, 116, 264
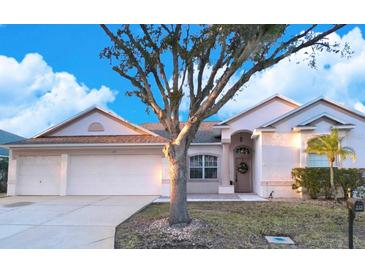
67, 154, 162, 195
17, 156, 61, 195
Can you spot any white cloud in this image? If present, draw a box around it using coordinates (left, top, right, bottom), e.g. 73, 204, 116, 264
180, 27, 365, 120
0, 53, 116, 137
217, 27, 365, 119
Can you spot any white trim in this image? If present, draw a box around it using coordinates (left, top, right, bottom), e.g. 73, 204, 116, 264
212, 125, 230, 129
292, 126, 316, 132
217, 94, 300, 125
4, 142, 222, 149
33, 105, 158, 138
297, 112, 347, 126
5, 143, 167, 148
262, 96, 365, 128
332, 125, 355, 130
253, 128, 276, 134
188, 154, 219, 180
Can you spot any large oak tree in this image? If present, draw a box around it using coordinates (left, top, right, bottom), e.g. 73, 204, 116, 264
101, 24, 347, 225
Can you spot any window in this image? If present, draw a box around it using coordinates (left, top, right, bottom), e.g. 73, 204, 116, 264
307, 153, 335, 167
190, 155, 218, 179
88, 122, 104, 132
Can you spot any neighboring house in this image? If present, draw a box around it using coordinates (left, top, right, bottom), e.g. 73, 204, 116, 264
2, 94, 365, 198
0, 129, 24, 159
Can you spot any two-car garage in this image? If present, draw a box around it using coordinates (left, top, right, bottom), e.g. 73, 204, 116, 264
4, 106, 168, 197
15, 154, 162, 196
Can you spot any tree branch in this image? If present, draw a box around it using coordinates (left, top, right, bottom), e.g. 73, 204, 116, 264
205, 24, 345, 117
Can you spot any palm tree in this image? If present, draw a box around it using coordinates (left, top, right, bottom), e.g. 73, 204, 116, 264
305, 129, 356, 200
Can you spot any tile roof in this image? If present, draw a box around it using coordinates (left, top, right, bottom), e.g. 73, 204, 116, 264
4, 135, 168, 146
141, 121, 221, 143
4, 122, 221, 147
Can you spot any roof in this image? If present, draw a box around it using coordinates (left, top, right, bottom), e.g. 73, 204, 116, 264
262, 97, 365, 128
34, 105, 158, 138
141, 121, 221, 143
0, 129, 24, 156
217, 94, 300, 125
296, 112, 349, 126
4, 135, 168, 147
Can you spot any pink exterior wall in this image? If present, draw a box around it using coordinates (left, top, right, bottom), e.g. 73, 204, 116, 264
259, 101, 365, 198
51, 111, 141, 136
161, 145, 222, 196
221, 98, 297, 141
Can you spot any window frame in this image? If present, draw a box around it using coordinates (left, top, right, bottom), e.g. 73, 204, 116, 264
189, 154, 218, 180
307, 153, 337, 168
88, 122, 105, 132
305, 134, 340, 168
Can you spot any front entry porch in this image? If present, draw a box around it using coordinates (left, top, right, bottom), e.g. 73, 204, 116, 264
219, 131, 255, 194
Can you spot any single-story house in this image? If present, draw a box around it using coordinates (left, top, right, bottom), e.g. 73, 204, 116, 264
3, 94, 365, 198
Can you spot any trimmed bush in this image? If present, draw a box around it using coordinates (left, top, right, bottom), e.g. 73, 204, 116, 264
337, 168, 365, 199
292, 167, 365, 199
0, 158, 8, 193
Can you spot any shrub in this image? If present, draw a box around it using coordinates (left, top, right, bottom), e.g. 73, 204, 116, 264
292, 168, 331, 199
337, 168, 365, 199
292, 167, 365, 199
0, 158, 8, 193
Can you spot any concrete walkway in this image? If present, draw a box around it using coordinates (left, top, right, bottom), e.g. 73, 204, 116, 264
153, 193, 267, 203
0, 195, 156, 249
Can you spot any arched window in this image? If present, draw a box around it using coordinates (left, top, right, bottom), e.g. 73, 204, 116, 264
189, 155, 218, 179
88, 122, 104, 132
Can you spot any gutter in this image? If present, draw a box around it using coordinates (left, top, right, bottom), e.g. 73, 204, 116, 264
2, 143, 167, 149
3, 142, 222, 149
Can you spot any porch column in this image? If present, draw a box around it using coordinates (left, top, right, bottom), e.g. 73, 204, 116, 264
219, 141, 234, 194
222, 143, 230, 186
60, 154, 69, 196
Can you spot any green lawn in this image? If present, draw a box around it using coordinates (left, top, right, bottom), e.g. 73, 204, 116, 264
115, 200, 365, 249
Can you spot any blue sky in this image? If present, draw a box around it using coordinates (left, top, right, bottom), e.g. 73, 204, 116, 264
0, 24, 365, 137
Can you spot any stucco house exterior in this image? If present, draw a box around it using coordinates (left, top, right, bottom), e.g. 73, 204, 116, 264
3, 94, 365, 198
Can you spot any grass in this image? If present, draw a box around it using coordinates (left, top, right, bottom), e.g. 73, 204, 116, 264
115, 200, 365, 249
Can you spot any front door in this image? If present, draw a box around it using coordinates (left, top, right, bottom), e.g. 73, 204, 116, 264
234, 146, 252, 193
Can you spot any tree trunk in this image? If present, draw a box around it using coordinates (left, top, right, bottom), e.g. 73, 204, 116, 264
164, 142, 191, 226
329, 161, 336, 200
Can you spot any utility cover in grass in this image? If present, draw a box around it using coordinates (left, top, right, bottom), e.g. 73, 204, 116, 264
265, 236, 295, 245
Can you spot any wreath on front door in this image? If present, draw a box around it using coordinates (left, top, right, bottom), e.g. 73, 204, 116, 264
237, 161, 249, 174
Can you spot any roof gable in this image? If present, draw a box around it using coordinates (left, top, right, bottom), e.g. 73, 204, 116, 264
35, 106, 157, 138
217, 94, 300, 126
262, 97, 365, 128
297, 112, 349, 126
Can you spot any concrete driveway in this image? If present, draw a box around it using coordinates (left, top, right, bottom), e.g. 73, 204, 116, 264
0, 195, 157, 249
